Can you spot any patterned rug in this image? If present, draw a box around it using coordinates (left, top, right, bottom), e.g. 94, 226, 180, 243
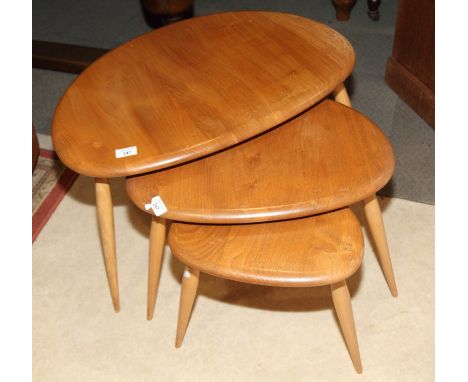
32, 149, 78, 242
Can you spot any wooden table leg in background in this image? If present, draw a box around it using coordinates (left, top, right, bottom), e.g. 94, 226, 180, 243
333, 83, 398, 297
95, 178, 120, 312
367, 0, 382, 21
147, 216, 167, 320
332, 0, 357, 21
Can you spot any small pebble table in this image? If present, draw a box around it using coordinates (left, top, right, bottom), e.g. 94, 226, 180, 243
169, 208, 365, 372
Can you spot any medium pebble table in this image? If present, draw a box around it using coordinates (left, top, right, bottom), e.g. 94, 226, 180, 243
126, 99, 396, 320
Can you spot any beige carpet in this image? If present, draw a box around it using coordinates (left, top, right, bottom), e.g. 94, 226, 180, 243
33, 176, 434, 381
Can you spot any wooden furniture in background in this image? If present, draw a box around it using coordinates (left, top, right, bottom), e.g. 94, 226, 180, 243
51, 12, 356, 311
32, 1, 191, 74
367, 0, 382, 21
126, 97, 398, 321
141, 0, 193, 28
385, 0, 435, 128
169, 208, 364, 373
32, 40, 109, 74
332, 0, 381, 21
332, 0, 357, 21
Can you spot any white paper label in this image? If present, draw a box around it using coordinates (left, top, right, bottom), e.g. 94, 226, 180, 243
144, 196, 168, 216
115, 146, 137, 158
183, 267, 191, 278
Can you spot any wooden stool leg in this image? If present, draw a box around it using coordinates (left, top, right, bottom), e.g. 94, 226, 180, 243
332, 0, 357, 21
333, 82, 352, 107
176, 267, 200, 348
331, 281, 363, 374
147, 216, 167, 320
333, 84, 398, 297
367, 0, 381, 21
363, 195, 398, 297
95, 178, 120, 312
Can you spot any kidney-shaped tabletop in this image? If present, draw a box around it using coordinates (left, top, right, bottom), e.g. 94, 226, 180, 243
126, 100, 395, 224
52, 11, 355, 178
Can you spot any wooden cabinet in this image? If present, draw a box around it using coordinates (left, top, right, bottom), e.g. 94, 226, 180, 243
385, 0, 435, 127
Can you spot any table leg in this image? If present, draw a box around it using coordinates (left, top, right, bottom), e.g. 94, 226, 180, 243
176, 267, 200, 348
363, 196, 398, 297
147, 216, 167, 320
332, 0, 357, 21
367, 0, 381, 21
95, 178, 120, 312
333, 83, 352, 106
331, 280, 363, 373
333, 83, 398, 297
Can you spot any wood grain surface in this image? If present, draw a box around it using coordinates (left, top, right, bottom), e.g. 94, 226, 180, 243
126, 100, 394, 223
169, 208, 363, 287
52, 11, 355, 178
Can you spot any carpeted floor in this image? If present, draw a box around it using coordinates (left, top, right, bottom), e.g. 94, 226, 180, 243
32, 148, 78, 241
32, 175, 434, 382
32, 0, 434, 205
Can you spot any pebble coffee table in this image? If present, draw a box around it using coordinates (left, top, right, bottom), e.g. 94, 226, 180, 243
52, 11, 397, 316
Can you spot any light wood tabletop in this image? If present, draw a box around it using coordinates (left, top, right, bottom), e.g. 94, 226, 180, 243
170, 208, 364, 373
52, 11, 354, 178
169, 207, 364, 287
126, 100, 395, 223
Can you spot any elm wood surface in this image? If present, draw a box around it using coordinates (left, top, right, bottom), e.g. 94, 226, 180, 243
52, 11, 355, 178
170, 210, 363, 372
169, 208, 364, 287
384, 0, 434, 127
126, 100, 395, 224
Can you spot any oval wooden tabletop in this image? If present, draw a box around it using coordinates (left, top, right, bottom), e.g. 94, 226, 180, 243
169, 208, 364, 287
126, 100, 395, 223
52, 11, 355, 178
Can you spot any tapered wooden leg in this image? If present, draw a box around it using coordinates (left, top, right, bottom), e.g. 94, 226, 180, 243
331, 281, 362, 374
147, 216, 167, 320
333, 84, 398, 297
363, 195, 398, 297
95, 178, 120, 312
175, 267, 200, 348
333, 83, 352, 107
